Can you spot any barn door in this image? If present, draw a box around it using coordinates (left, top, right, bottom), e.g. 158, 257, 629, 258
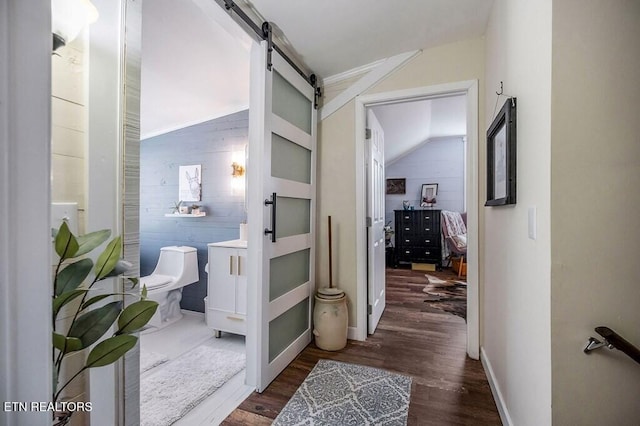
249, 40, 317, 392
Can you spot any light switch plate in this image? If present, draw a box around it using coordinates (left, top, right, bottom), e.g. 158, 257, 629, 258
528, 207, 537, 240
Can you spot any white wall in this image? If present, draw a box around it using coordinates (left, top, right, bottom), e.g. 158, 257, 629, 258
51, 33, 92, 425
385, 136, 465, 224
550, 1, 640, 423
317, 38, 485, 327
482, 0, 552, 424
52, 36, 87, 235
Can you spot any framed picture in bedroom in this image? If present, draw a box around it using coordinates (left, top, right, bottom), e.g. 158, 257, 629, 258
486, 98, 517, 206
386, 178, 406, 194
420, 183, 438, 207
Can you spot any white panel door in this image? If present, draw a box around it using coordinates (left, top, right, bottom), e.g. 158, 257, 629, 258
249, 41, 316, 392
367, 109, 386, 333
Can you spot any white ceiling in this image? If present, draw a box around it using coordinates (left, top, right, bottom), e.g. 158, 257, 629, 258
371, 95, 466, 164
140, 0, 251, 139
246, 0, 494, 78
140, 0, 492, 138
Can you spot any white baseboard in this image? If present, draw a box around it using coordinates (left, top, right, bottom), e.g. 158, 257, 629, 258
480, 347, 513, 426
347, 326, 362, 341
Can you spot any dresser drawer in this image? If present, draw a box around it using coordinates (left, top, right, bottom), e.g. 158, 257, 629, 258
398, 247, 437, 257
398, 224, 420, 236
420, 224, 438, 236
399, 235, 438, 247
416, 248, 437, 259
399, 212, 417, 223
420, 212, 438, 223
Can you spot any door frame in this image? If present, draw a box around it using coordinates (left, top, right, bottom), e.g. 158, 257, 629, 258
0, 2, 52, 425
354, 80, 480, 359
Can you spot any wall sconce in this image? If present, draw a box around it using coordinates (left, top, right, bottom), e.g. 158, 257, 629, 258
231, 162, 245, 178
52, 0, 99, 51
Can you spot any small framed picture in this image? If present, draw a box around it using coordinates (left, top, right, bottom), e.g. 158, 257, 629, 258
420, 183, 438, 207
179, 164, 202, 202
486, 98, 517, 206
386, 178, 406, 194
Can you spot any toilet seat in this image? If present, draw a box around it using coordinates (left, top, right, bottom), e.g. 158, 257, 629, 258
141, 274, 174, 290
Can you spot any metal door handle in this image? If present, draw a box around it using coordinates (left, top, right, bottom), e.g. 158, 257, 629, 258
264, 192, 277, 243
229, 255, 234, 275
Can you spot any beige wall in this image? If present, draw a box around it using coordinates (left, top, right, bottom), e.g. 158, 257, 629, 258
550, 1, 640, 423
317, 37, 485, 327
483, 0, 553, 424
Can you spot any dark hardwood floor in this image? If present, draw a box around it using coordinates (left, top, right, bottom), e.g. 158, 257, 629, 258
223, 268, 501, 425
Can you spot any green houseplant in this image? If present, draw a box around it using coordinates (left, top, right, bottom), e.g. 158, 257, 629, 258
52, 222, 158, 425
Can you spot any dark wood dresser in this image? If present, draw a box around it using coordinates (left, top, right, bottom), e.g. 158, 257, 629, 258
394, 210, 442, 268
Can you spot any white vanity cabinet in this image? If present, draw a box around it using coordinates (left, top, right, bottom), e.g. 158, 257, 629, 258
206, 240, 247, 337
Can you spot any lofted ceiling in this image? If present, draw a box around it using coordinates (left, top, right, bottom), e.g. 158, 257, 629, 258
140, 0, 491, 139
246, 0, 494, 78
140, 0, 251, 139
371, 95, 466, 164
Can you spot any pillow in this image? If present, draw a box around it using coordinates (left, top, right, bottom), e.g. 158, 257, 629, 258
451, 234, 467, 250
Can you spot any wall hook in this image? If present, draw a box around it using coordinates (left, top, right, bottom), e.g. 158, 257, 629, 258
496, 81, 504, 96
584, 337, 610, 354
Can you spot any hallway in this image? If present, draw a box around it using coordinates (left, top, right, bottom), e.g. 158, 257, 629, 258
223, 268, 500, 425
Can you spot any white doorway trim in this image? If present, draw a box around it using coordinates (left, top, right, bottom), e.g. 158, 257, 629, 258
354, 80, 480, 359
0, 2, 52, 425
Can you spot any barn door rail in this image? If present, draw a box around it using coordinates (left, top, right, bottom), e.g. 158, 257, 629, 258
584, 326, 640, 365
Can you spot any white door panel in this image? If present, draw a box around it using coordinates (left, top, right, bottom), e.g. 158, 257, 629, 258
367, 109, 386, 334
249, 42, 316, 392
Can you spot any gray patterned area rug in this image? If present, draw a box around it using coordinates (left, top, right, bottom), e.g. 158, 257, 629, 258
273, 359, 412, 426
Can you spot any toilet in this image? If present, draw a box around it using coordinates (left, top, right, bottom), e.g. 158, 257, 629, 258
140, 246, 199, 331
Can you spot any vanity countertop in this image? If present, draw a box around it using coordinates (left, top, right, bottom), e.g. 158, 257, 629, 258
208, 239, 247, 249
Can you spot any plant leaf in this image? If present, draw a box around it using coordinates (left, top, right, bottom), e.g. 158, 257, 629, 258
128, 277, 139, 289
52, 332, 82, 354
85, 335, 137, 368
53, 367, 58, 396
94, 237, 122, 279
116, 300, 158, 334
140, 284, 147, 299
55, 222, 79, 260
53, 290, 88, 317
68, 301, 122, 348
75, 229, 111, 257
104, 260, 133, 278
56, 258, 93, 296
80, 294, 112, 311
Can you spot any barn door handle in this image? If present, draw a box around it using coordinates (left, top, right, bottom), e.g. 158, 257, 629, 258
264, 192, 277, 243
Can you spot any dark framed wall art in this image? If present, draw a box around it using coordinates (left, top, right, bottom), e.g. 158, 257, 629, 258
386, 178, 406, 194
420, 183, 438, 207
486, 98, 517, 206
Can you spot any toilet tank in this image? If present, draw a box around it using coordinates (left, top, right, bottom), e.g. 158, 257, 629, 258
153, 246, 199, 285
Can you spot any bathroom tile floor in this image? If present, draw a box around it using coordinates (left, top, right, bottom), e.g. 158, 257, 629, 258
140, 311, 253, 425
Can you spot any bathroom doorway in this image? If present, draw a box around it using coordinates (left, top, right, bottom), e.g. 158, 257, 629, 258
137, 0, 254, 423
